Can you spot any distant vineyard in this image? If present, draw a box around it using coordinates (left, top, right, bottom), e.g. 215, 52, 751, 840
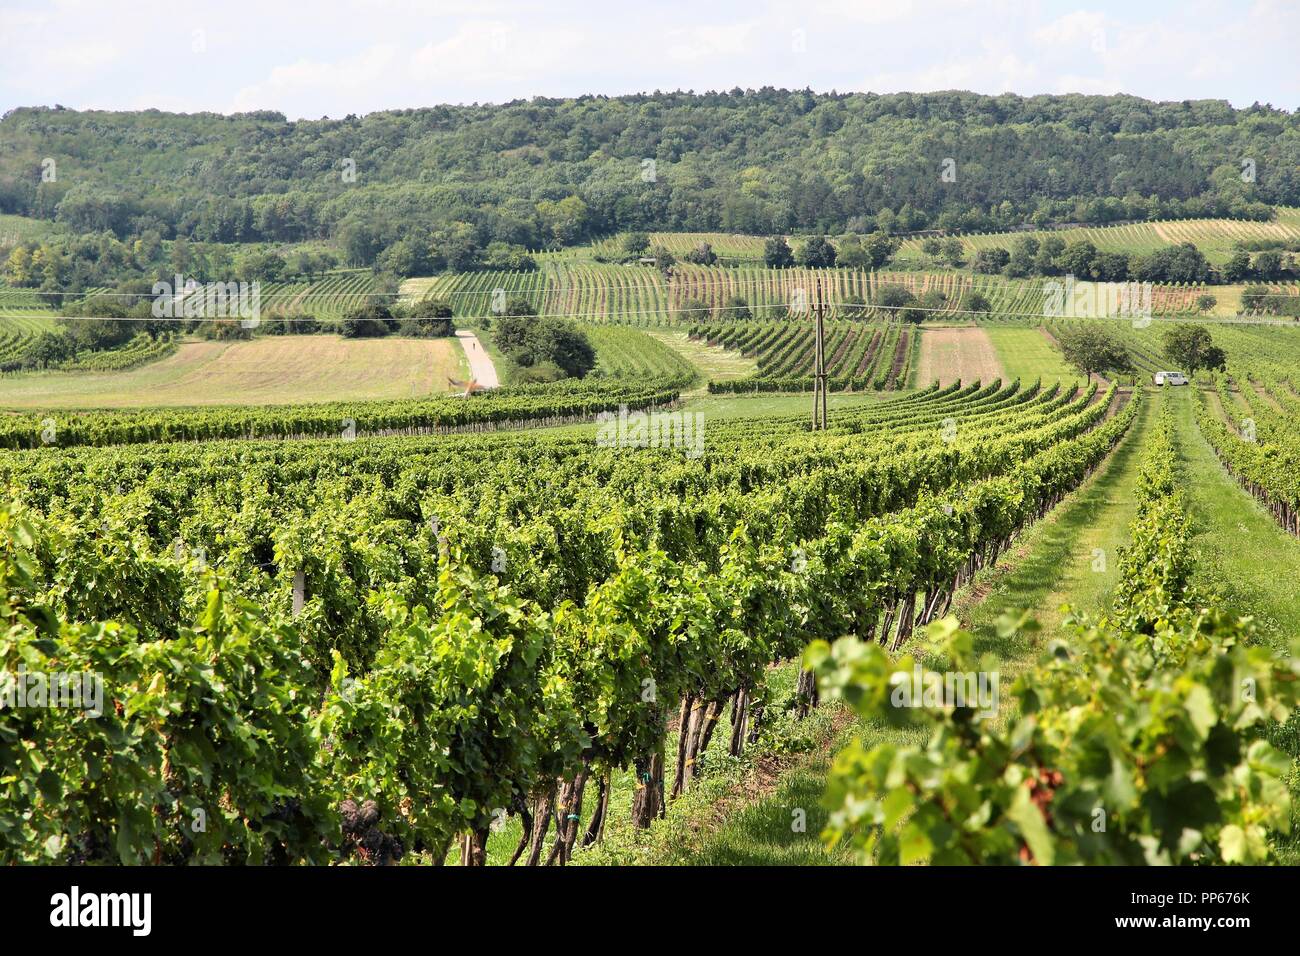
0, 315, 55, 369
259, 271, 380, 319
1088, 319, 1300, 381
59, 332, 179, 372
545, 262, 669, 320
687, 320, 916, 391
904, 213, 1300, 265
0, 286, 56, 317
395, 265, 1225, 324
585, 325, 697, 380
0, 213, 57, 245
589, 232, 769, 261
403, 270, 548, 318
673, 267, 1214, 321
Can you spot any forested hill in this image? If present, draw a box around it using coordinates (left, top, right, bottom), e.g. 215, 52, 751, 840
2, 90, 1298, 253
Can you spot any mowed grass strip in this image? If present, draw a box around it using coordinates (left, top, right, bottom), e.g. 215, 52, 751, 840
0, 334, 470, 409
984, 325, 1082, 386
646, 329, 758, 386
1171, 389, 1300, 651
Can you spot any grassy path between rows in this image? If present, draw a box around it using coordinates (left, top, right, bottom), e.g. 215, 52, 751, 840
1167, 388, 1300, 652
672, 390, 1156, 864
1166, 388, 1300, 861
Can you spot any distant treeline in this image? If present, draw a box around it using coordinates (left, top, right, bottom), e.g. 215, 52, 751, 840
1, 90, 1296, 265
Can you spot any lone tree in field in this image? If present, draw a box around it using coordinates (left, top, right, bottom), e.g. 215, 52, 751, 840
494, 307, 596, 380
797, 236, 837, 268
764, 236, 795, 268
722, 296, 751, 320
1162, 324, 1226, 376
683, 241, 717, 265
838, 231, 900, 270
622, 232, 651, 257
1057, 324, 1133, 379
875, 283, 917, 321
943, 237, 965, 265
649, 245, 676, 274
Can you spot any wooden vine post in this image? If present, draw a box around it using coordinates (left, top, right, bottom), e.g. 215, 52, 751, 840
811, 279, 828, 430
799, 279, 829, 716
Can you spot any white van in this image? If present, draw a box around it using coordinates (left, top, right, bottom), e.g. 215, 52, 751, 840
1154, 371, 1188, 386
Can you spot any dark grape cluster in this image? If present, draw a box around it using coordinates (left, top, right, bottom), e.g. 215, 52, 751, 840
339, 799, 403, 865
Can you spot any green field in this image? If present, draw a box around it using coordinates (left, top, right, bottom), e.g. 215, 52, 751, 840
984, 325, 1082, 384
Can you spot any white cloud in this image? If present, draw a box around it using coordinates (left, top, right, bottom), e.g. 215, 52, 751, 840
230, 44, 401, 114
0, 0, 1296, 116
1032, 10, 1109, 48
665, 23, 757, 61
408, 20, 585, 82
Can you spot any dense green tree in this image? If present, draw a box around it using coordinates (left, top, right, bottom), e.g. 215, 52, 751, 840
340, 303, 394, 338
1131, 243, 1211, 283
1224, 249, 1252, 281
536, 196, 590, 246
682, 241, 717, 265
940, 237, 964, 267
797, 236, 837, 268
1058, 239, 1099, 278
3, 93, 1296, 253
1005, 235, 1039, 277
764, 236, 794, 268
1058, 325, 1133, 378
722, 296, 751, 320
622, 232, 651, 257
375, 239, 431, 278
680, 296, 712, 319
493, 312, 595, 378
837, 232, 898, 270
1253, 249, 1286, 279
1162, 324, 1226, 375
973, 247, 1010, 274
649, 245, 676, 274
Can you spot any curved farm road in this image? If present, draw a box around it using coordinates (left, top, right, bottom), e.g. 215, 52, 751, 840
455, 330, 500, 388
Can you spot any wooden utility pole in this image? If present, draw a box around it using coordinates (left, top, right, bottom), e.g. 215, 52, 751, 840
811, 280, 828, 429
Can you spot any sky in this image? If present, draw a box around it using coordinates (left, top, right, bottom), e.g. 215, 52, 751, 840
1, 0, 1297, 118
